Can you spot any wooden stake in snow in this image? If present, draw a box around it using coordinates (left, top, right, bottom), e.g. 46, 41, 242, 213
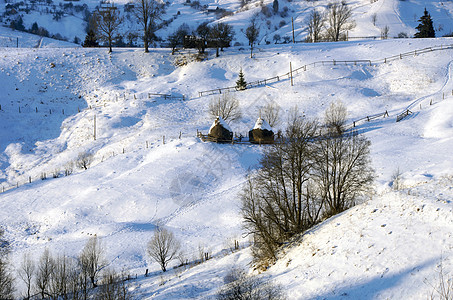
290, 62, 293, 86
291, 17, 295, 43
94, 115, 96, 141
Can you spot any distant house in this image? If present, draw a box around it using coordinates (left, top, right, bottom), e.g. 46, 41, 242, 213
249, 117, 274, 144
208, 116, 233, 142
207, 5, 218, 12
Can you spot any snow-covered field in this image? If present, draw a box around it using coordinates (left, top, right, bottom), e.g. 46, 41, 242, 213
1, 36, 453, 299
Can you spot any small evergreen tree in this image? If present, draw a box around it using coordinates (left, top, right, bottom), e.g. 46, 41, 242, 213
414, 8, 435, 38
83, 30, 98, 47
236, 68, 247, 90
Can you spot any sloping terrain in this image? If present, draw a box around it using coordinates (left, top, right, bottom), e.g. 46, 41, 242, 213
1, 38, 453, 298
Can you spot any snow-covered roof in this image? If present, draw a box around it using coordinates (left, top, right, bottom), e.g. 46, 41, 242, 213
209, 116, 232, 132
253, 117, 272, 131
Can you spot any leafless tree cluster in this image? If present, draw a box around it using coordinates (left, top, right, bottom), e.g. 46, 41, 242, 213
241, 104, 374, 264
306, 1, 355, 43
217, 268, 285, 300
209, 93, 242, 123
15, 236, 129, 300
0, 228, 14, 299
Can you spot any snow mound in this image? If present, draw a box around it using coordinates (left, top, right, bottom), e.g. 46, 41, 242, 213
253, 117, 272, 131
209, 116, 233, 132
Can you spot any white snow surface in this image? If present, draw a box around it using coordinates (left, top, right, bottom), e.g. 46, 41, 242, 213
253, 117, 272, 131
1, 38, 453, 299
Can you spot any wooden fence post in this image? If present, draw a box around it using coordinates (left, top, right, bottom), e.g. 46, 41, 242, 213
290, 62, 293, 86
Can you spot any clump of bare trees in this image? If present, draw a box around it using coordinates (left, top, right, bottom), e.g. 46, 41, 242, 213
306, 1, 355, 42
147, 228, 181, 272
217, 268, 285, 300
0, 228, 14, 299
209, 93, 242, 123
241, 104, 374, 265
14, 235, 131, 299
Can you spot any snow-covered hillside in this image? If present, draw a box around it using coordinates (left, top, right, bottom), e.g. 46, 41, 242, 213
1, 37, 453, 299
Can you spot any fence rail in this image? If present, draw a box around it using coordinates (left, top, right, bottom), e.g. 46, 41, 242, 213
197, 44, 453, 97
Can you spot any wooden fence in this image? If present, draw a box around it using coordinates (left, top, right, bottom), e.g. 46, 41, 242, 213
198, 44, 453, 97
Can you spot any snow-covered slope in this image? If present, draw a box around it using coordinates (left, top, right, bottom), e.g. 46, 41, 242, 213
1, 37, 453, 298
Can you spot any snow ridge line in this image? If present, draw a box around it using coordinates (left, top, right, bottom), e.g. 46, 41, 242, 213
197, 44, 453, 97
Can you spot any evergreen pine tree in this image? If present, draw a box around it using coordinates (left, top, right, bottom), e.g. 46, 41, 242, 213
236, 68, 247, 90
83, 30, 99, 47
414, 8, 435, 38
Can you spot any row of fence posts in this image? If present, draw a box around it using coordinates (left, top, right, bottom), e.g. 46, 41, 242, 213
198, 44, 453, 97
0, 130, 184, 194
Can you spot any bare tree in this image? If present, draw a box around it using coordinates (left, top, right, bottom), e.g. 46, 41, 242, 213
134, 0, 164, 53
0, 228, 14, 300
147, 228, 180, 272
36, 248, 53, 299
209, 93, 242, 123
261, 102, 281, 128
326, 1, 355, 41
307, 10, 325, 43
371, 13, 377, 26
324, 100, 347, 136
80, 236, 106, 288
76, 152, 94, 170
18, 252, 35, 300
94, 4, 123, 53
381, 25, 390, 39
245, 18, 260, 58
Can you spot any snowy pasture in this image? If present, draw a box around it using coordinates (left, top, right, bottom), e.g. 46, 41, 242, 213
0, 37, 453, 299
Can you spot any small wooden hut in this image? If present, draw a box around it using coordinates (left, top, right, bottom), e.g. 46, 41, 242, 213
249, 117, 274, 144
208, 116, 233, 142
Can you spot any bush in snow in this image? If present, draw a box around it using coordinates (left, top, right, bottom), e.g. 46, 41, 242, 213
216, 268, 284, 300
76, 152, 94, 170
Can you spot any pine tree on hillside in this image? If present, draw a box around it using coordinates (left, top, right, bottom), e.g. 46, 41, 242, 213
236, 68, 247, 90
414, 8, 435, 38
83, 30, 99, 47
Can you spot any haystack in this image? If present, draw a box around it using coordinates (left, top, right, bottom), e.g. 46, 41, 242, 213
208, 116, 233, 142
249, 117, 274, 144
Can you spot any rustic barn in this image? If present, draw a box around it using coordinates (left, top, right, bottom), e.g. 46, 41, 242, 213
208, 116, 233, 142
249, 117, 274, 144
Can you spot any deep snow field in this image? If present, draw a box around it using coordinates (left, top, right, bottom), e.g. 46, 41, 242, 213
1, 37, 453, 299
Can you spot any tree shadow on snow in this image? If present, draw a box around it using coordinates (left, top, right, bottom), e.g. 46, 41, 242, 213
312, 256, 439, 299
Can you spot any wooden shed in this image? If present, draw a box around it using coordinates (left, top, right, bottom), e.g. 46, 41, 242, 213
249, 117, 274, 144
208, 116, 233, 142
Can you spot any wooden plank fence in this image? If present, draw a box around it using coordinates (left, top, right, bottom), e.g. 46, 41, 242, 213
197, 44, 453, 97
